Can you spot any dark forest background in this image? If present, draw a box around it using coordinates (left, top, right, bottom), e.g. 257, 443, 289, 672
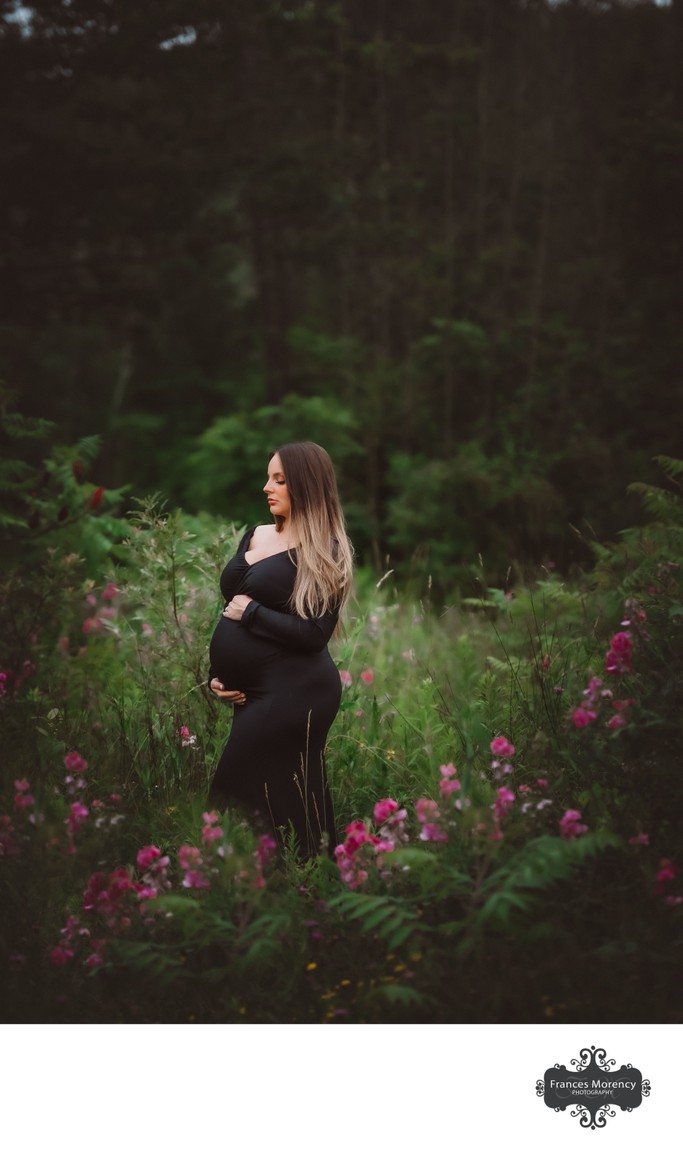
1, 0, 681, 587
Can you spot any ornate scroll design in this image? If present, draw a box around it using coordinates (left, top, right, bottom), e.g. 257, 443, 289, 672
539, 1044, 649, 1130
570, 1046, 615, 1073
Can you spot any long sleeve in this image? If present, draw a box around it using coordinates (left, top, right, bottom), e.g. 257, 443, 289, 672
240, 599, 337, 653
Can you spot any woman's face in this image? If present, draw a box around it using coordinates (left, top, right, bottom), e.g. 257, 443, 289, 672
263, 453, 291, 521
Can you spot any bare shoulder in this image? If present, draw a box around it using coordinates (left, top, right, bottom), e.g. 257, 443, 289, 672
247, 523, 278, 551
251, 523, 278, 541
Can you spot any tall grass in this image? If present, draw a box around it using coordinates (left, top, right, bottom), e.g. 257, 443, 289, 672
1, 453, 682, 1023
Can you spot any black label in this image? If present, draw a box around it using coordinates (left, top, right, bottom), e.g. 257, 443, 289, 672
536, 1045, 651, 1130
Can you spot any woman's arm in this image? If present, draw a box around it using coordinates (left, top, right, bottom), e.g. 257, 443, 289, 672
240, 599, 338, 653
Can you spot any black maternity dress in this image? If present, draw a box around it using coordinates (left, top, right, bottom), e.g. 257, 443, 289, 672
207, 527, 341, 857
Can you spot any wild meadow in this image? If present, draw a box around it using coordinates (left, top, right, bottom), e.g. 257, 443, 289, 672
1, 427, 682, 1025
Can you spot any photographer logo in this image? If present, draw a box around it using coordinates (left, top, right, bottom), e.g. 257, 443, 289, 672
536, 1044, 651, 1130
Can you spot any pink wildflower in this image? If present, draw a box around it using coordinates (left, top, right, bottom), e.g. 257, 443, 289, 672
628, 833, 650, 846
255, 834, 277, 870
419, 823, 448, 843
605, 631, 633, 675
360, 669, 374, 685
339, 669, 352, 687
559, 809, 588, 840
584, 675, 603, 700
342, 820, 380, 855
136, 845, 162, 871
373, 798, 399, 825
14, 778, 35, 810
50, 946, 74, 965
611, 632, 633, 655
64, 751, 89, 773
655, 859, 676, 883
572, 706, 597, 728
335, 848, 370, 890
101, 582, 120, 601
653, 859, 677, 898
182, 870, 211, 890
416, 797, 447, 843
375, 826, 408, 876
137, 887, 158, 902
415, 797, 440, 824
439, 764, 461, 797
439, 776, 462, 798
335, 820, 383, 888
178, 844, 203, 870
66, 801, 89, 834
334, 844, 367, 890
493, 786, 515, 821
14, 792, 35, 810
82, 871, 108, 914
490, 736, 515, 758
108, 869, 138, 900
177, 725, 197, 747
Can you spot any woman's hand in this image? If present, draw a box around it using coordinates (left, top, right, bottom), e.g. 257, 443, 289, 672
210, 678, 246, 705
223, 594, 253, 622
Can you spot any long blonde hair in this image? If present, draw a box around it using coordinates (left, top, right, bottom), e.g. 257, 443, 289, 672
272, 441, 353, 622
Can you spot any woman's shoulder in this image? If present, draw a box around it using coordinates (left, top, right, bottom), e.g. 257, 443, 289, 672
251, 523, 277, 538
236, 523, 281, 553
246, 523, 280, 545
238, 523, 270, 543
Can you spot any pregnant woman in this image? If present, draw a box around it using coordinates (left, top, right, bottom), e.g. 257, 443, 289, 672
207, 441, 353, 858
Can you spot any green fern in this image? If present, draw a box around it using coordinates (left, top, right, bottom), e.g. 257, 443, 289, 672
652, 454, 683, 485
626, 455, 683, 524
626, 483, 683, 522
366, 984, 429, 1010
328, 891, 430, 950
475, 832, 619, 930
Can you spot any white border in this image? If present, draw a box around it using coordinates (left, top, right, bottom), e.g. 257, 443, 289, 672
2, 1023, 678, 1149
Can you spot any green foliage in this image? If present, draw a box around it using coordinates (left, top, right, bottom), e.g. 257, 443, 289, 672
1, 457, 683, 1024
183, 393, 365, 530
328, 890, 430, 952
385, 442, 568, 592
2, 2, 681, 576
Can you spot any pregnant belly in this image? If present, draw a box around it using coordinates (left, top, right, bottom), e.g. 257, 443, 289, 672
209, 617, 276, 689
